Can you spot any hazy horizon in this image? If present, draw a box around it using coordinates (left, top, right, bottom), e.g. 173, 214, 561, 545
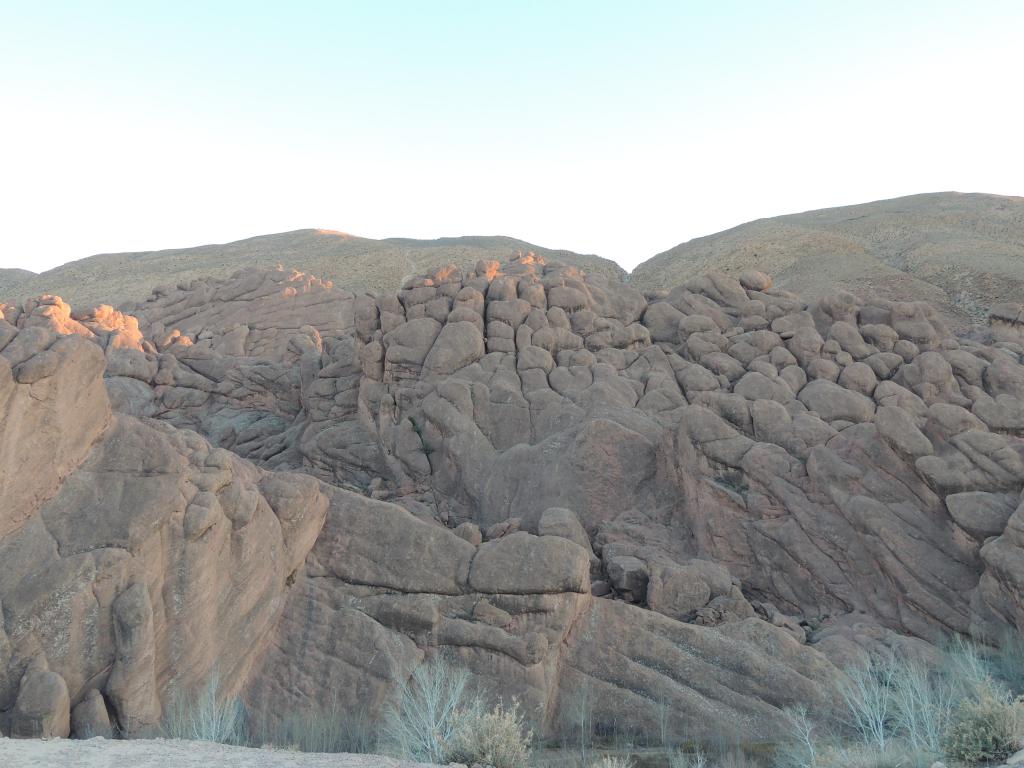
2, 1, 1022, 273
3, 189, 1019, 278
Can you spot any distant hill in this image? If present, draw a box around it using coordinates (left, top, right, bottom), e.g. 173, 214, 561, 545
4, 193, 1024, 327
0, 268, 33, 290
0, 230, 624, 309
631, 192, 1024, 328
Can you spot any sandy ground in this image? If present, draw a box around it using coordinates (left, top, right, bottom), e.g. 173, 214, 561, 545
0, 737, 452, 768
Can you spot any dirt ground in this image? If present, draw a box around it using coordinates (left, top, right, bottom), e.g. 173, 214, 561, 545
0, 737, 454, 768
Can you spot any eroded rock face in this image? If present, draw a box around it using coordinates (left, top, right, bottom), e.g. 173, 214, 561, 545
0, 302, 330, 735
0, 297, 109, 540
3, 254, 1024, 742
0, 413, 328, 734
245, 487, 843, 744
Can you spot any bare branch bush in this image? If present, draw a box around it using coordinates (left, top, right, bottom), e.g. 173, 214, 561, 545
161, 671, 247, 745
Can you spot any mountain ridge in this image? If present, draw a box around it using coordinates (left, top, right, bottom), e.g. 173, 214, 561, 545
3, 192, 1023, 329
0, 229, 623, 309
630, 191, 1024, 329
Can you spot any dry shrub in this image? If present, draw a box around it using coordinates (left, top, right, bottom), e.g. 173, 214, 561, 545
668, 747, 708, 768
818, 742, 926, 768
451, 700, 534, 768
382, 658, 472, 763
382, 657, 533, 766
943, 682, 1021, 765
252, 700, 374, 754
715, 749, 762, 768
589, 756, 634, 768
161, 671, 247, 745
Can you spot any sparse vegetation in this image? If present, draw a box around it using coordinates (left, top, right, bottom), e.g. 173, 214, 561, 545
836, 655, 896, 754
668, 747, 708, 768
570, 679, 596, 765
162, 673, 375, 754
944, 681, 1021, 765
774, 706, 819, 768
450, 701, 534, 768
251, 699, 375, 754
773, 638, 1024, 768
382, 657, 473, 763
382, 656, 533, 766
589, 756, 635, 768
990, 628, 1024, 696
711, 467, 749, 499
153, 639, 1024, 768
161, 672, 247, 746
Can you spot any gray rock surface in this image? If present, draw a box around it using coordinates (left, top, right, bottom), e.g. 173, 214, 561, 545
3, 252, 1024, 744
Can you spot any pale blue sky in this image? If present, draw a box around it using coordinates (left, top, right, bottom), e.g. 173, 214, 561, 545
1, 1, 1021, 272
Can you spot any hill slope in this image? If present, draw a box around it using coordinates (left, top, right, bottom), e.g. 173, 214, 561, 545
0, 268, 33, 290
631, 192, 1024, 328
0, 229, 623, 308
4, 192, 1023, 324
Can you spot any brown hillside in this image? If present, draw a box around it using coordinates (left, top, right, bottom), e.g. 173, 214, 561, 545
0, 229, 623, 308
0, 268, 33, 289
631, 191, 1024, 329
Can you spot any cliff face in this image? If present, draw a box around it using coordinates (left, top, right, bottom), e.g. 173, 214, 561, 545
0, 293, 328, 737
1, 255, 1022, 742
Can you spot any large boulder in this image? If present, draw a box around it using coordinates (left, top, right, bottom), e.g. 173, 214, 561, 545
8, 663, 70, 739
70, 689, 113, 739
646, 562, 712, 620
470, 532, 591, 594
798, 379, 876, 423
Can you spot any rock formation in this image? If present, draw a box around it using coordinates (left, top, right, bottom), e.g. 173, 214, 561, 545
1, 252, 1023, 744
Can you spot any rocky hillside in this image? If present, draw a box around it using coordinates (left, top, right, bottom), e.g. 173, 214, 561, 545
632, 192, 1024, 329
7, 193, 1024, 333
0, 230, 623, 309
1, 252, 1023, 746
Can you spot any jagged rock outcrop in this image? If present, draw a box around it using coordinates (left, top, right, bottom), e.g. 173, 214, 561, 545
2, 252, 1024, 743
245, 486, 842, 743
0, 300, 330, 736
0, 296, 109, 540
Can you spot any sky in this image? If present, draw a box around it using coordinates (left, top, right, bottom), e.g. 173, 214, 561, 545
1, 1, 1022, 274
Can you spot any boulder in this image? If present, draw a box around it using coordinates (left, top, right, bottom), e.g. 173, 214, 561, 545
71, 689, 113, 739
945, 492, 1017, 539
453, 521, 483, 545
469, 532, 590, 594
739, 271, 773, 292
646, 563, 712, 620
106, 583, 161, 733
606, 555, 649, 602
9, 663, 70, 739
537, 507, 599, 571
798, 379, 876, 423
421, 321, 485, 377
